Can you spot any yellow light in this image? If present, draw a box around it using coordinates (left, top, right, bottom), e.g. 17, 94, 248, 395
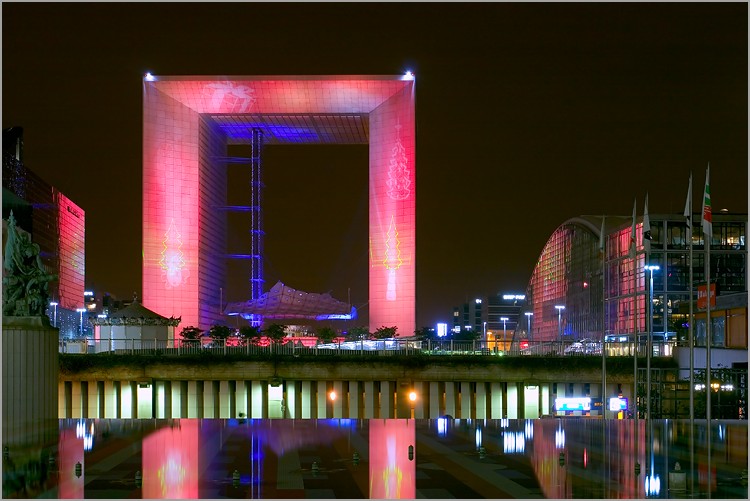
329, 391, 337, 401
408, 391, 417, 402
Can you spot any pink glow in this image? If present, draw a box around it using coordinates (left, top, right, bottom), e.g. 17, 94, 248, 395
369, 419, 416, 499
55, 191, 85, 311
58, 428, 84, 499
142, 420, 199, 499
144, 76, 415, 333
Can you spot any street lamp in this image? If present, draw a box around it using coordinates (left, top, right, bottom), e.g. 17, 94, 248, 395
50, 302, 58, 328
76, 308, 86, 337
525, 312, 533, 341
645, 264, 660, 419
555, 305, 566, 340
500, 317, 509, 352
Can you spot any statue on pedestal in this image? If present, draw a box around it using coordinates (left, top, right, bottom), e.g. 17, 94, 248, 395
2, 211, 57, 317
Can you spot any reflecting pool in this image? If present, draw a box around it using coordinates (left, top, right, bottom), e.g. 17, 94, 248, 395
2, 418, 747, 498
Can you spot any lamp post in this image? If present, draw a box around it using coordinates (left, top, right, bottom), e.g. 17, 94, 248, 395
525, 312, 533, 341
500, 317, 509, 353
645, 264, 660, 419
555, 305, 566, 341
76, 308, 86, 337
50, 302, 58, 328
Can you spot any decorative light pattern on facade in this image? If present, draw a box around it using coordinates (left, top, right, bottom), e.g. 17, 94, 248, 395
386, 121, 411, 200
159, 219, 188, 289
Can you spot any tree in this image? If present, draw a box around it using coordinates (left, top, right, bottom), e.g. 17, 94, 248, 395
316, 326, 337, 344
180, 326, 203, 346
346, 325, 370, 341
238, 325, 261, 346
208, 324, 233, 344
414, 326, 437, 341
373, 326, 397, 339
264, 323, 287, 344
453, 329, 480, 341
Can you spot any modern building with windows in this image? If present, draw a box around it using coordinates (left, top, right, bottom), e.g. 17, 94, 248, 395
2, 127, 86, 338
521, 212, 747, 361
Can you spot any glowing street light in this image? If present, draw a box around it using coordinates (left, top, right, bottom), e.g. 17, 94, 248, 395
525, 312, 533, 341
555, 305, 566, 340
50, 302, 58, 328
500, 317, 509, 352
329, 391, 337, 401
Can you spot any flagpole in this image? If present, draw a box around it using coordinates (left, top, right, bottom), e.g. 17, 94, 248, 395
644, 193, 652, 420
600, 216, 607, 420
630, 198, 639, 480
703, 165, 712, 424
685, 172, 694, 422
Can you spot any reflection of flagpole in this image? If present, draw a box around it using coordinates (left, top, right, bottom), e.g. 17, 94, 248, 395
702, 164, 713, 499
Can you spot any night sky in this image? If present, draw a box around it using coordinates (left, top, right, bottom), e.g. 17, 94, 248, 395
2, 2, 747, 329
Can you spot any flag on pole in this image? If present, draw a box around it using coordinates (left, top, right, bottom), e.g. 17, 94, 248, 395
630, 199, 637, 258
643, 193, 652, 249
683, 172, 692, 227
599, 216, 606, 258
701, 164, 712, 237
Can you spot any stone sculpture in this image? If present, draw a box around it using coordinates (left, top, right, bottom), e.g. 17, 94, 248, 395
2, 211, 57, 317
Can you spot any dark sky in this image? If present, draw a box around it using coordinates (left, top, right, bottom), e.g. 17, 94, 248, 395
3, 2, 747, 329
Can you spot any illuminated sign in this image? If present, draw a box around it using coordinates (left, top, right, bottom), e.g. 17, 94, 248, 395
436, 323, 447, 337
609, 397, 628, 411
502, 294, 526, 300
555, 397, 591, 411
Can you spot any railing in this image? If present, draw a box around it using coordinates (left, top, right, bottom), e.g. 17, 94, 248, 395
58, 337, 678, 358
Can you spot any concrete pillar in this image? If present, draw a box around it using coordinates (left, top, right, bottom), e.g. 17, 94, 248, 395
301, 381, 312, 419
153, 381, 165, 419
250, 381, 264, 419
285, 381, 297, 419
87, 381, 99, 418
170, 381, 182, 418
380, 381, 394, 419
363, 381, 376, 419
219, 381, 231, 418
348, 381, 360, 418
235, 380, 248, 418
330, 381, 344, 418
506, 383, 518, 419
203, 381, 215, 418
459, 382, 472, 419
187, 381, 199, 418
541, 383, 550, 416
444, 382, 457, 418
489, 382, 503, 418
103, 381, 116, 418
411, 381, 426, 419
136, 382, 153, 419
120, 381, 138, 419
317, 380, 329, 419
71, 381, 83, 418
475, 382, 487, 419
58, 382, 67, 419
523, 384, 539, 419
429, 381, 441, 418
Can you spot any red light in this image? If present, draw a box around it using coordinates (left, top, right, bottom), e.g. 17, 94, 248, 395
520, 340, 529, 350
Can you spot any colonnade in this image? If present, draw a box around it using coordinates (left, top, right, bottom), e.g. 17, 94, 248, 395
59, 378, 617, 420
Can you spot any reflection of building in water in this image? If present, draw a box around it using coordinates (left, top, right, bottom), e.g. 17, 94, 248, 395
369, 419, 415, 499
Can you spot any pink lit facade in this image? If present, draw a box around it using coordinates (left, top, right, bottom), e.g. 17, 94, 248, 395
143, 76, 416, 333
54, 190, 85, 311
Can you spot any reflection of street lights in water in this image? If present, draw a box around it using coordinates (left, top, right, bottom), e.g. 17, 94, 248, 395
500, 317, 509, 352
555, 305, 565, 340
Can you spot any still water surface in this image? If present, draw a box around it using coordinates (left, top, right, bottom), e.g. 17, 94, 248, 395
4, 418, 747, 499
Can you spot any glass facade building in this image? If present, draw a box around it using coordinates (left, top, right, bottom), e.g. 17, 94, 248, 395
523, 213, 747, 347
143, 75, 416, 334
2, 128, 86, 337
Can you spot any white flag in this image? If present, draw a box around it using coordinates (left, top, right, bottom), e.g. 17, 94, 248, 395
701, 164, 712, 237
683, 172, 692, 227
629, 199, 637, 258
643, 193, 652, 248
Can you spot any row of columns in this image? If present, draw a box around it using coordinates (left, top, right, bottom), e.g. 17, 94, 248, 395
59, 379, 612, 420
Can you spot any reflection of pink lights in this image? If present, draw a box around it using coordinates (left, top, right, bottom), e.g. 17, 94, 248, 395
370, 420, 415, 499
143, 420, 198, 499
